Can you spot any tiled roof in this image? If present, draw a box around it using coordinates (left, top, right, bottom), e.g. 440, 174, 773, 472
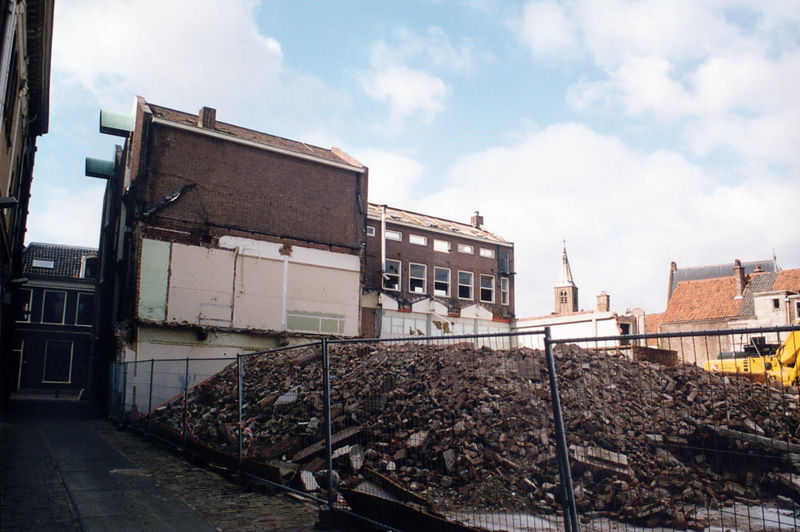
22, 243, 96, 279
145, 101, 358, 167
662, 276, 743, 323
644, 312, 665, 336
663, 268, 800, 323
773, 269, 800, 292
367, 203, 511, 245
669, 260, 776, 299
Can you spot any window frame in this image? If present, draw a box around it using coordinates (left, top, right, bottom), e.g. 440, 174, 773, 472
16, 288, 32, 322
458, 271, 474, 301
433, 239, 451, 253
366, 226, 376, 237
42, 340, 73, 384
81, 255, 98, 279
434, 267, 451, 297
385, 230, 402, 242
76, 292, 94, 326
409, 234, 427, 246
500, 277, 510, 306
480, 274, 495, 303
408, 263, 427, 294
41, 290, 67, 324
383, 259, 401, 291
457, 243, 474, 254
479, 248, 496, 259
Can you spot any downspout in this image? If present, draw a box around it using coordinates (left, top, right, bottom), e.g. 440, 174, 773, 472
380, 205, 387, 283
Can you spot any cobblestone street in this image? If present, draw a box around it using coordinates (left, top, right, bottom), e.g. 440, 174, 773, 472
1, 399, 358, 532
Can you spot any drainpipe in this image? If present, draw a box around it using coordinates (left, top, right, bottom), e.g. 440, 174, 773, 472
380, 205, 387, 282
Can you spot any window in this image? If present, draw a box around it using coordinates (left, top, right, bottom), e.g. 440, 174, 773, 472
15, 288, 31, 322
773, 298, 780, 310
385, 230, 402, 241
458, 271, 473, 300
43, 341, 73, 384
560, 290, 568, 304
433, 239, 451, 253
76, 293, 94, 326
383, 260, 401, 291
409, 263, 426, 294
500, 277, 510, 305
81, 256, 98, 279
457, 243, 474, 254
479, 248, 496, 259
366, 226, 376, 237
434, 267, 450, 297
480, 275, 495, 303
42, 291, 67, 324
32, 258, 54, 269
499, 252, 510, 274
409, 234, 427, 246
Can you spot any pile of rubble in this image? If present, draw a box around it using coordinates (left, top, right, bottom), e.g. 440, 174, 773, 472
148, 342, 800, 529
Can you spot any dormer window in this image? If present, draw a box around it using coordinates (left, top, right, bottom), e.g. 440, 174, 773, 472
81, 256, 98, 279
32, 258, 54, 269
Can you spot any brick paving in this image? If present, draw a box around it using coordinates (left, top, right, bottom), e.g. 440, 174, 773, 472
1, 398, 358, 532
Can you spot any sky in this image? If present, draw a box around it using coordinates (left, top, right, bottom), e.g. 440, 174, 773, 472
26, 0, 800, 318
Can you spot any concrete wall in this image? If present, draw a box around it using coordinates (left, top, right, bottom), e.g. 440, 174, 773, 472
136, 236, 360, 340
515, 311, 630, 350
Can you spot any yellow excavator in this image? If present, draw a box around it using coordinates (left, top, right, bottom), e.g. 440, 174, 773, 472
704, 331, 800, 386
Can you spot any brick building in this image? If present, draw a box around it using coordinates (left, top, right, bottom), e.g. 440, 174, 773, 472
87, 98, 368, 396
10, 243, 96, 393
658, 259, 800, 366
361, 204, 514, 339
0, 0, 54, 401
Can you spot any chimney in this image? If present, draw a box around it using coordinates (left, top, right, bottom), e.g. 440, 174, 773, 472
471, 211, 484, 228
198, 106, 216, 129
597, 291, 610, 312
733, 259, 745, 298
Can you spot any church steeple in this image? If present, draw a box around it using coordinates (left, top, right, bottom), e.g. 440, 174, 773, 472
555, 241, 579, 314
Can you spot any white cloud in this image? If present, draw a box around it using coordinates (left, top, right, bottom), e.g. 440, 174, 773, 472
413, 122, 799, 317
356, 149, 427, 207
26, 184, 106, 248
360, 66, 450, 129
514, 0, 581, 59
52, 0, 346, 134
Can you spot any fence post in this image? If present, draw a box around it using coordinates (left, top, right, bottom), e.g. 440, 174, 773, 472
121, 362, 128, 426
238, 354, 244, 474
321, 339, 335, 507
182, 358, 189, 446
148, 360, 154, 434
544, 327, 580, 532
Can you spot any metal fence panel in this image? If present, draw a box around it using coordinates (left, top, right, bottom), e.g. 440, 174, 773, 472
106, 326, 800, 532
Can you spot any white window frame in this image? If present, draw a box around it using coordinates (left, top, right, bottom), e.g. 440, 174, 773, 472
434, 267, 450, 297
433, 239, 451, 253
366, 226, 376, 237
500, 277, 510, 306
383, 259, 401, 291
42, 340, 73, 384
458, 271, 474, 300
457, 243, 474, 254
409, 234, 427, 246
479, 248, 496, 258
32, 258, 54, 269
76, 292, 94, 326
80, 255, 98, 279
409, 263, 427, 294
480, 275, 495, 303
16, 288, 31, 322
41, 290, 67, 324
385, 230, 402, 241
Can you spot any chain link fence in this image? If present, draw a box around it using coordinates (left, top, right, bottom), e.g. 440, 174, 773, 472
109, 326, 800, 532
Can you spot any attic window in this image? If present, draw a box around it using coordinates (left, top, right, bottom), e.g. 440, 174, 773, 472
81, 256, 98, 279
32, 258, 54, 269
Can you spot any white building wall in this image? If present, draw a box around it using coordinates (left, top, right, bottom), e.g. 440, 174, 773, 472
514, 312, 625, 350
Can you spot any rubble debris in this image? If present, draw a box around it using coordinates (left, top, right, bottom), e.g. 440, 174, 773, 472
147, 342, 800, 528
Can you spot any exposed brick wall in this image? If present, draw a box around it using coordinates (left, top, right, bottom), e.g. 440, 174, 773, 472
364, 220, 514, 318
135, 123, 367, 252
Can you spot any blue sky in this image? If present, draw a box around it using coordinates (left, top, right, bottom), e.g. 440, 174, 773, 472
27, 0, 800, 317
